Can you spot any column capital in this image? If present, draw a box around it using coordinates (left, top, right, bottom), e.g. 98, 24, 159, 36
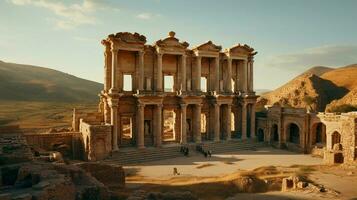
137, 103, 145, 109
107, 98, 119, 108
157, 52, 164, 58
138, 50, 145, 56
110, 44, 119, 53
157, 104, 163, 108
180, 103, 187, 108
182, 54, 187, 58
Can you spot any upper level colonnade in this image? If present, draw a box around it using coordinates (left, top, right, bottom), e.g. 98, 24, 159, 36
101, 31, 257, 97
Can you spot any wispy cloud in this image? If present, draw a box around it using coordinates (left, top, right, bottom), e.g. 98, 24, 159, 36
9, 0, 115, 30
136, 12, 161, 20
265, 45, 357, 71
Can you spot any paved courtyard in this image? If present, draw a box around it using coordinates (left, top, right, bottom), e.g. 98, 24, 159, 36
124, 147, 323, 179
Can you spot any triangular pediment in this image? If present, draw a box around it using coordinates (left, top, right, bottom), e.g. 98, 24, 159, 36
155, 31, 189, 49
194, 41, 222, 52
228, 43, 255, 54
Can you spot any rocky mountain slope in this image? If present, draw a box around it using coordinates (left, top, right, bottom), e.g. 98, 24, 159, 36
0, 60, 103, 102
258, 64, 357, 112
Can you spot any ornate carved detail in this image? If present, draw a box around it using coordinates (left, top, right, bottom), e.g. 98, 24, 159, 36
107, 32, 147, 44
193, 40, 222, 52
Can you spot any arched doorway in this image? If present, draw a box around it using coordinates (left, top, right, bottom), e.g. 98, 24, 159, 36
331, 131, 341, 148
271, 124, 279, 142
288, 123, 300, 144
312, 123, 326, 145
257, 128, 264, 142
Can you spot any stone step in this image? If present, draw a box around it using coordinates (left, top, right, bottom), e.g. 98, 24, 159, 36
103, 141, 267, 165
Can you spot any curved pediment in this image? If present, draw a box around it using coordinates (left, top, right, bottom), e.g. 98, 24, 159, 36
155, 31, 189, 51
108, 32, 147, 45
193, 41, 222, 52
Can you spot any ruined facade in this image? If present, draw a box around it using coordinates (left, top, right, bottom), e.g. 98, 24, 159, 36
74, 31, 258, 161
256, 105, 357, 164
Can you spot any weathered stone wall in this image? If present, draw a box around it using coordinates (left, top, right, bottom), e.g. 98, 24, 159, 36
80, 121, 112, 161
257, 105, 357, 164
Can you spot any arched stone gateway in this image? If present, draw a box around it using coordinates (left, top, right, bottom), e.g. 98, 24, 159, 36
257, 128, 264, 142
288, 123, 300, 144
312, 122, 326, 145
271, 124, 279, 143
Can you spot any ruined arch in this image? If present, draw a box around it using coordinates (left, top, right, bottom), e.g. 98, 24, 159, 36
311, 122, 326, 145
257, 128, 264, 142
287, 123, 300, 144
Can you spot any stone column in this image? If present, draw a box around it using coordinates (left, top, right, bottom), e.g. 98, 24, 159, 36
136, 103, 145, 149
109, 45, 119, 94
243, 59, 248, 93
249, 59, 254, 92
156, 53, 163, 92
214, 103, 220, 142
155, 104, 163, 147
194, 104, 202, 143
227, 58, 232, 92
196, 56, 202, 92
226, 104, 232, 141
138, 51, 145, 91
108, 99, 119, 151
180, 104, 187, 144
181, 54, 186, 91
215, 57, 220, 92
241, 103, 247, 140
104, 49, 110, 92
251, 103, 256, 140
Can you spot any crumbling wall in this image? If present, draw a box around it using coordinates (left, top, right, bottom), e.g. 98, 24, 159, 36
80, 121, 112, 161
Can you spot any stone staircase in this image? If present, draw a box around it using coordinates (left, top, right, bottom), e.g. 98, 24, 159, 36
102, 140, 267, 165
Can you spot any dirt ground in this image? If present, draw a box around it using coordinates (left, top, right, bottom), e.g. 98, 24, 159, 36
117, 147, 357, 200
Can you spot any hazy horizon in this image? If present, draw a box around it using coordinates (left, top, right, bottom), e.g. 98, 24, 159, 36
1, 0, 357, 90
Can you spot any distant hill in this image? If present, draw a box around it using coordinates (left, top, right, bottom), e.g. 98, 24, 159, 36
257, 64, 357, 112
0, 60, 103, 102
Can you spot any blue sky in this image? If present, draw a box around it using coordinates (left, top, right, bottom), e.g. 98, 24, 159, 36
1, 0, 357, 90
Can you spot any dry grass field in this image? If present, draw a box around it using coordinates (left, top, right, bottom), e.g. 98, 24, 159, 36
0, 100, 98, 132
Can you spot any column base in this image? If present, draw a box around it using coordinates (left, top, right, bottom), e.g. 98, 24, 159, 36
112, 146, 119, 152
137, 145, 145, 149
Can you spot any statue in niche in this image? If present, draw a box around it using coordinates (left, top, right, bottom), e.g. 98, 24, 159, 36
144, 120, 151, 136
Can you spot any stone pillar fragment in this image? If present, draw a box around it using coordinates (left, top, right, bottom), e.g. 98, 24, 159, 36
136, 103, 145, 148
214, 103, 220, 142
180, 104, 187, 144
